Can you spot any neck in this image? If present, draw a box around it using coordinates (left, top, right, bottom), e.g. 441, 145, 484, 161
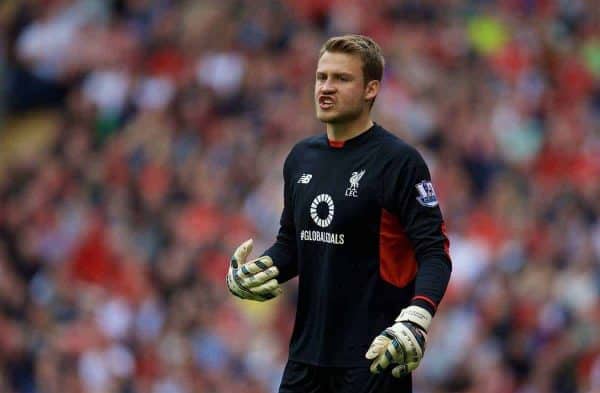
326, 114, 374, 142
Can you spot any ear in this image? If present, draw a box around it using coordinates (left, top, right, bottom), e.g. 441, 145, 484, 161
364, 80, 380, 102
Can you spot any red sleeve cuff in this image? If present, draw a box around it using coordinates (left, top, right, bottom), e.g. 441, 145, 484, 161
411, 295, 437, 315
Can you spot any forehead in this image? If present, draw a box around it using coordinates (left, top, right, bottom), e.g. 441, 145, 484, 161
316, 51, 363, 75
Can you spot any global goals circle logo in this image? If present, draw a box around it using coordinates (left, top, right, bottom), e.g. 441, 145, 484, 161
310, 194, 334, 228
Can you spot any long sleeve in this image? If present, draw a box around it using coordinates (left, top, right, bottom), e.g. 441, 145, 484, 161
263, 151, 299, 283
383, 148, 452, 315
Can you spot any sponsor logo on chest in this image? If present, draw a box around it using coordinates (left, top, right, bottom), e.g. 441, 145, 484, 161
302, 193, 344, 245
298, 169, 365, 246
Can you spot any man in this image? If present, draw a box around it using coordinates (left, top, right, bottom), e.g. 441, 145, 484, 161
227, 34, 452, 393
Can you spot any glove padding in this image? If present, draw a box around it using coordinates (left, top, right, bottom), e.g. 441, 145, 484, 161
226, 239, 282, 301
365, 305, 432, 378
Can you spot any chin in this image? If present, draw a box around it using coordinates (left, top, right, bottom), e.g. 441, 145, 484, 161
318, 112, 360, 125
316, 111, 341, 123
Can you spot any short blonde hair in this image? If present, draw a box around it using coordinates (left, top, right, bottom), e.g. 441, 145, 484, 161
319, 34, 385, 85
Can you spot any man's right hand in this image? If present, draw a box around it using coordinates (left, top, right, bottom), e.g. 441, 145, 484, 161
226, 239, 282, 301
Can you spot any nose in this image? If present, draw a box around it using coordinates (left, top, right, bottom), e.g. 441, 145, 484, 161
319, 78, 336, 94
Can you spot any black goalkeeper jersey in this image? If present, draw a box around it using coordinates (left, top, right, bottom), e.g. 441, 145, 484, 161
264, 124, 451, 367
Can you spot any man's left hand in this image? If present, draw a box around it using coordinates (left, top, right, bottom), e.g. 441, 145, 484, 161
365, 306, 432, 378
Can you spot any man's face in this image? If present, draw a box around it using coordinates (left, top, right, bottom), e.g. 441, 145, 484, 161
315, 51, 377, 124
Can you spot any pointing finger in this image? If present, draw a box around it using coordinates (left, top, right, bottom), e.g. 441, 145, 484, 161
231, 239, 253, 268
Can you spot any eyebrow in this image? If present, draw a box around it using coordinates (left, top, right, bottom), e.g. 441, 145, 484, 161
316, 71, 354, 78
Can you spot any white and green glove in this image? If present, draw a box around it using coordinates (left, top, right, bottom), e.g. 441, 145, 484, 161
365, 305, 431, 378
226, 239, 282, 301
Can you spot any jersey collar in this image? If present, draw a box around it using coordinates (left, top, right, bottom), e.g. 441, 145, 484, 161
327, 123, 379, 149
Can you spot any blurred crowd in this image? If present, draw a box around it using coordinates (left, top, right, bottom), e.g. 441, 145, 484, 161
0, 0, 599, 392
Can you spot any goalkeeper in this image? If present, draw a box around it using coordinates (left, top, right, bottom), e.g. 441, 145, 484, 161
226, 34, 452, 393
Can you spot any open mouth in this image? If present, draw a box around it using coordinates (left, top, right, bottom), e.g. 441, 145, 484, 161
318, 96, 335, 109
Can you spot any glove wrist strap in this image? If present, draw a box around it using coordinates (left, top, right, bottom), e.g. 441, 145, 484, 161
395, 305, 432, 332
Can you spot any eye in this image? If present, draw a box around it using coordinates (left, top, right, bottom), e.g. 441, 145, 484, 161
316, 74, 327, 81
336, 74, 353, 82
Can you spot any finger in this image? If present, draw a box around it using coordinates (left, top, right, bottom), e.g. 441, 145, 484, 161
231, 239, 253, 268
388, 336, 406, 365
397, 326, 423, 362
251, 286, 282, 301
241, 266, 279, 287
368, 329, 397, 357
365, 336, 388, 360
370, 354, 389, 374
272, 287, 283, 297
238, 256, 274, 277
391, 362, 419, 378
227, 273, 255, 298
227, 280, 254, 300
371, 341, 399, 374
382, 341, 402, 367
249, 279, 280, 295
391, 364, 407, 378
367, 337, 391, 374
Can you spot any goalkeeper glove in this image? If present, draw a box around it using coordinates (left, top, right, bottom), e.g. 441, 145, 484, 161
226, 239, 282, 301
365, 305, 431, 378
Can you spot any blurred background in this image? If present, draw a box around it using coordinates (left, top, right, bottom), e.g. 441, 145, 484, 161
0, 0, 599, 392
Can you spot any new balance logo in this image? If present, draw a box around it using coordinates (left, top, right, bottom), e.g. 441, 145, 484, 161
298, 173, 312, 184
